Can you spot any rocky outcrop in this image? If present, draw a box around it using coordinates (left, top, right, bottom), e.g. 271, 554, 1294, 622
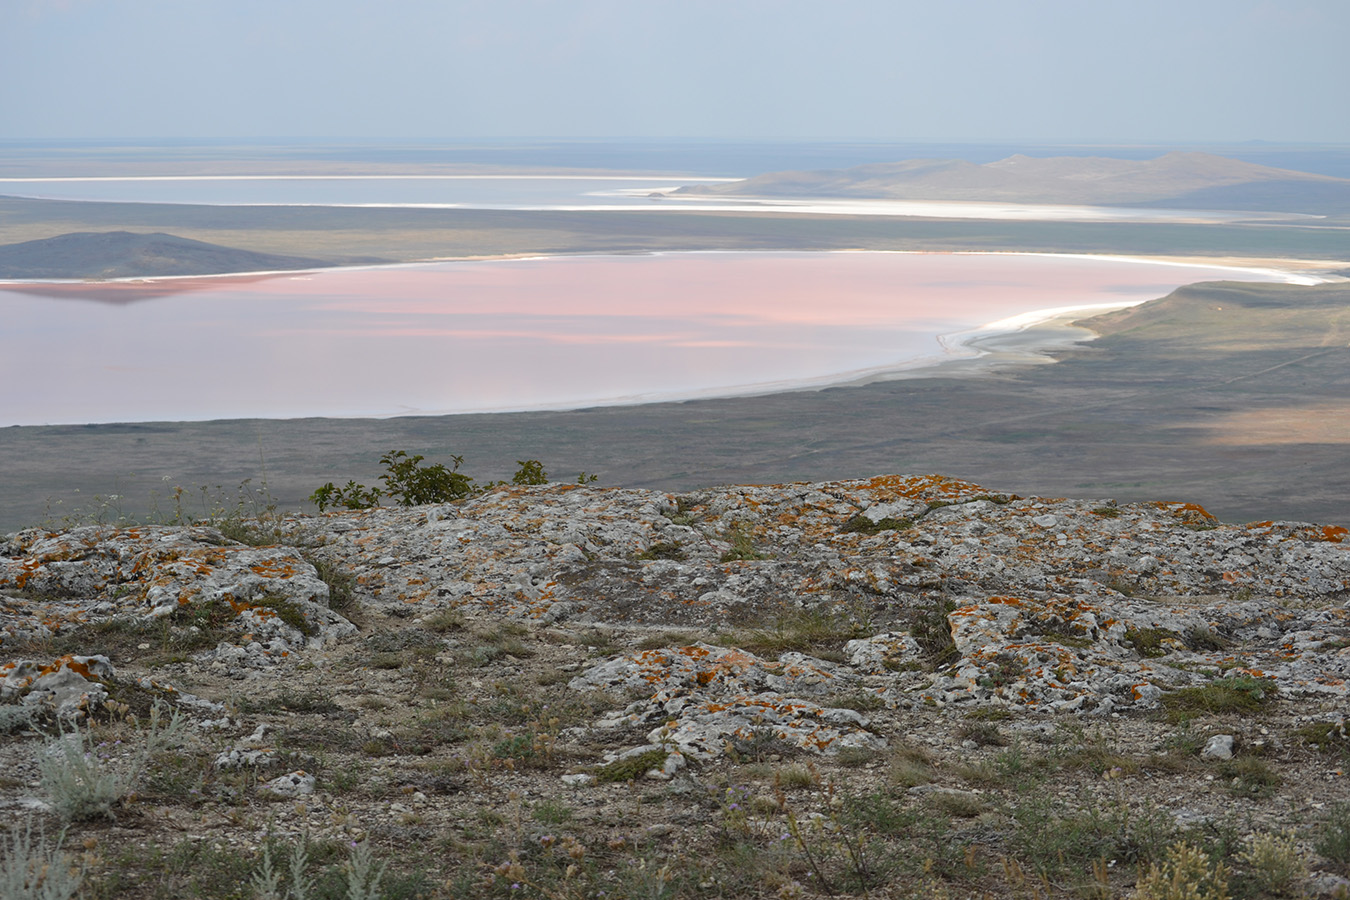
3, 475, 1347, 765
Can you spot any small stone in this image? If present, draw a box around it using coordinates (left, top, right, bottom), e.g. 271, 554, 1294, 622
561, 773, 596, 787
1201, 735, 1235, 760
262, 771, 315, 798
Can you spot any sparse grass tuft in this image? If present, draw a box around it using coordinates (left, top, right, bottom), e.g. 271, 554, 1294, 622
251, 594, 318, 638
1315, 803, 1350, 874
719, 525, 771, 562
956, 720, 1007, 747
1217, 755, 1280, 797
424, 608, 467, 633
729, 608, 868, 660
910, 595, 958, 667
302, 553, 360, 619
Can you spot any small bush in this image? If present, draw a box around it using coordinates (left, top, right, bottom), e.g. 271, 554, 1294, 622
40, 725, 136, 822
511, 459, 548, 485
1131, 841, 1228, 900
310, 449, 477, 511
1235, 831, 1308, 897
309, 479, 382, 513
378, 450, 475, 506
40, 704, 187, 822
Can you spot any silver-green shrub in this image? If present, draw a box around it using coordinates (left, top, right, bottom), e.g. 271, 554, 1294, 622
39, 702, 187, 822
0, 821, 83, 900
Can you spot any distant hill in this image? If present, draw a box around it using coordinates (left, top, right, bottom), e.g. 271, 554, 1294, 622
676, 151, 1350, 214
0, 231, 333, 279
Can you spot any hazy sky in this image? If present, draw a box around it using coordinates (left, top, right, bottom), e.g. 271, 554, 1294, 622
3, 0, 1347, 143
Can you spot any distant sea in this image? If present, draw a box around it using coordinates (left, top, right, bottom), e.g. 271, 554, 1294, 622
2, 137, 1349, 179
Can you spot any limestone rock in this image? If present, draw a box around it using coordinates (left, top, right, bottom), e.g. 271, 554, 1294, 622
1201, 734, 1235, 760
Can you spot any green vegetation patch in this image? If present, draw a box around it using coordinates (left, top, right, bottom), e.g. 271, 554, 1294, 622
1124, 627, 1178, 658
636, 541, 686, 561
1162, 674, 1273, 722
250, 595, 318, 638
593, 748, 668, 784
840, 514, 913, 535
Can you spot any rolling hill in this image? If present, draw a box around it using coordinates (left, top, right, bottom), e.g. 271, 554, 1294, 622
676, 151, 1350, 214
0, 230, 334, 279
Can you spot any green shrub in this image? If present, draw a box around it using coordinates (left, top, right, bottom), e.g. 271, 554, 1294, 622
309, 479, 382, 513
378, 450, 475, 506
511, 459, 548, 485
310, 449, 477, 511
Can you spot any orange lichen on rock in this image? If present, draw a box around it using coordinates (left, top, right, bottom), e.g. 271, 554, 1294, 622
1318, 526, 1348, 544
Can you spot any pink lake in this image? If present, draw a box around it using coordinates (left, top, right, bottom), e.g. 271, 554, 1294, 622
0, 251, 1291, 425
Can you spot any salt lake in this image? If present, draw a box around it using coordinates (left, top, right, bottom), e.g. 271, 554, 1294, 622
0, 251, 1295, 426
0, 175, 1280, 223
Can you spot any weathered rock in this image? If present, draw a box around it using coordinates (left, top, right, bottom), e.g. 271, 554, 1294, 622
1201, 734, 1236, 760
261, 770, 315, 798
3, 474, 1348, 738
0, 525, 354, 664
1, 655, 113, 719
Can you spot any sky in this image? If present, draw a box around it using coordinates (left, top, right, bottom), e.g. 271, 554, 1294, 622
2, 0, 1348, 143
